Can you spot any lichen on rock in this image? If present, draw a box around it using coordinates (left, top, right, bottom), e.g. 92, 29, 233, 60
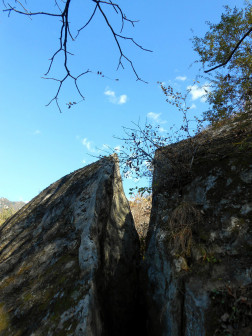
143, 113, 252, 335
0, 155, 140, 336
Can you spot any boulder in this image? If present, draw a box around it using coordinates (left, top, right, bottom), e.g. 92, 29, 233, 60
144, 114, 252, 335
0, 155, 140, 336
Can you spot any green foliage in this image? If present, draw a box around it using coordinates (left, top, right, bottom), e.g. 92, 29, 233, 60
129, 186, 152, 196
119, 2, 252, 188
192, 2, 252, 124
0, 207, 16, 225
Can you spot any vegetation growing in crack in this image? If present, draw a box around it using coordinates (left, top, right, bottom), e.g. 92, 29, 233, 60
163, 201, 202, 258
129, 192, 152, 258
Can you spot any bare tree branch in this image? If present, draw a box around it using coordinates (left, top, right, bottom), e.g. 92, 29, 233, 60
4, 4, 61, 17
95, 0, 151, 83
42, 70, 91, 112
75, 4, 98, 38
205, 26, 252, 73
3, 0, 152, 112
54, 0, 63, 14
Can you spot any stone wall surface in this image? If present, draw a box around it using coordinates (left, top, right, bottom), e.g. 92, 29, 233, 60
0, 155, 140, 336
143, 114, 252, 336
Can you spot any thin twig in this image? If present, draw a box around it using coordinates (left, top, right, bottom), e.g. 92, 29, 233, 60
4, 0, 151, 112
4, 5, 61, 17
75, 4, 98, 38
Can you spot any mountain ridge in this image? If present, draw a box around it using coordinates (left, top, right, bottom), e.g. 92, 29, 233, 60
0, 197, 25, 211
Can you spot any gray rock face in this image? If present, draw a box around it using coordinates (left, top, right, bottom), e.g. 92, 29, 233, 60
0, 155, 140, 336
144, 115, 252, 335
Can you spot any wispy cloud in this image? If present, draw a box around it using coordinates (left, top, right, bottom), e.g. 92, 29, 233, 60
176, 76, 187, 81
104, 89, 115, 98
33, 130, 41, 135
187, 83, 210, 102
190, 103, 197, 109
82, 138, 95, 152
147, 112, 167, 125
104, 88, 128, 105
101, 144, 109, 150
147, 112, 160, 121
159, 127, 167, 133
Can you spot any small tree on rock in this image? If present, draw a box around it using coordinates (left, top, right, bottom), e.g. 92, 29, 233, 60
192, 2, 252, 124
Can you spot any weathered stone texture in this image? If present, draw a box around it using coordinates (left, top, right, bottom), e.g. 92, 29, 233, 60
144, 114, 252, 335
0, 155, 140, 336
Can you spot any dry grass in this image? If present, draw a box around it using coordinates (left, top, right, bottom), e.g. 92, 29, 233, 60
166, 202, 202, 257
129, 193, 151, 240
129, 193, 152, 258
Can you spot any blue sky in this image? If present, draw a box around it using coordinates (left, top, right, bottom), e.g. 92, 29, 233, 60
0, 0, 245, 202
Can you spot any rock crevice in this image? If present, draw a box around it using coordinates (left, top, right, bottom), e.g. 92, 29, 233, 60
1, 115, 251, 336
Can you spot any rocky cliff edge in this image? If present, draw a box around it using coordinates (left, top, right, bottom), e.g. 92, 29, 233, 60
0, 155, 140, 336
144, 113, 252, 336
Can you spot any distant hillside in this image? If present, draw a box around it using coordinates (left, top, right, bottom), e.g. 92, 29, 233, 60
0, 197, 25, 211
0, 197, 25, 225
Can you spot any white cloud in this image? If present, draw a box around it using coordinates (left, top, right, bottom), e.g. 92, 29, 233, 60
82, 138, 95, 152
104, 88, 127, 105
82, 159, 86, 164
33, 130, 41, 135
104, 89, 115, 97
176, 76, 187, 81
190, 103, 197, 109
119, 95, 127, 104
147, 112, 166, 125
187, 83, 210, 102
159, 127, 167, 133
147, 112, 161, 121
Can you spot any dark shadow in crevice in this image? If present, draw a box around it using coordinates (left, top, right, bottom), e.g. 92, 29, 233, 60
95, 195, 148, 336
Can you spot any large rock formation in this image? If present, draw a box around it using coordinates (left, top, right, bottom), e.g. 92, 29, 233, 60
0, 155, 140, 336
1, 115, 251, 336
144, 114, 252, 335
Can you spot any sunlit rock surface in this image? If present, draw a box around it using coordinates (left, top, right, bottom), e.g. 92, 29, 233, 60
144, 114, 252, 335
0, 155, 140, 336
